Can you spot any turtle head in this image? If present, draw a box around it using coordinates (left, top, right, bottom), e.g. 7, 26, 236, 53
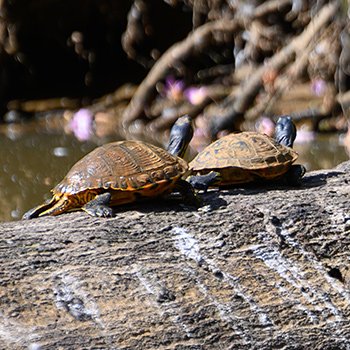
167, 115, 194, 157
274, 116, 296, 148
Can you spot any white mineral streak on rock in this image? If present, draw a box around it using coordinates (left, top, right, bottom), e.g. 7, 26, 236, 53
136, 270, 157, 296
280, 223, 350, 301
136, 268, 193, 338
0, 312, 38, 348
52, 273, 104, 328
172, 226, 203, 263
189, 270, 251, 346
222, 271, 274, 327
254, 205, 349, 323
255, 230, 343, 322
172, 226, 273, 335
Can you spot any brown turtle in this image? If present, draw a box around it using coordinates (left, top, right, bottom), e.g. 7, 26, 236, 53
188, 116, 306, 190
23, 115, 195, 219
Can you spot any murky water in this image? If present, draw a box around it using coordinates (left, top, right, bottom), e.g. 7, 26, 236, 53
0, 117, 120, 222
0, 120, 348, 222
294, 133, 349, 171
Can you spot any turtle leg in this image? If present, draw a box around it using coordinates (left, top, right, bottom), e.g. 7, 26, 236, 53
187, 171, 221, 193
283, 164, 306, 186
82, 192, 113, 217
174, 179, 200, 207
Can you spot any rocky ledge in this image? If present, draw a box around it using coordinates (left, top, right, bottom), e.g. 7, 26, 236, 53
0, 161, 350, 349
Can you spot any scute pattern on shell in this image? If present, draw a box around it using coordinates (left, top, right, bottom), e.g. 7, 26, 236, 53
190, 132, 298, 173
54, 141, 187, 195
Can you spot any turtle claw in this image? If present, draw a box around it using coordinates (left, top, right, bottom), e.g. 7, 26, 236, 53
98, 207, 114, 217
85, 205, 113, 218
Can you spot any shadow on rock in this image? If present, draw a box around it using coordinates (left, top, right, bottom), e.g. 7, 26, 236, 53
302, 170, 344, 188
207, 169, 340, 197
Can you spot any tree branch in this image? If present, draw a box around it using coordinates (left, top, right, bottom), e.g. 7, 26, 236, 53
122, 18, 241, 126
208, 0, 340, 137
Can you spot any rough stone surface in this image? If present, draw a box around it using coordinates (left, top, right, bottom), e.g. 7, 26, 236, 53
0, 161, 350, 349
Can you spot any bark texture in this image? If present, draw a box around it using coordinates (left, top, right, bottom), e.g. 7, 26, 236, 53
1, 161, 350, 349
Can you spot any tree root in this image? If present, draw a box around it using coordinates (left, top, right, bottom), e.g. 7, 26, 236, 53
122, 18, 241, 126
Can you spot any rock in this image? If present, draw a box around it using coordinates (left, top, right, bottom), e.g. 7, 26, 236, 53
0, 161, 350, 349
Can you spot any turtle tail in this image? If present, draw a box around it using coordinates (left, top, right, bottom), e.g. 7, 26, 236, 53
22, 197, 57, 219
22, 195, 72, 219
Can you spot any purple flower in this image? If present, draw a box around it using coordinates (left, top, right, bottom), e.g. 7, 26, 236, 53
311, 79, 327, 97
69, 108, 94, 141
164, 76, 185, 101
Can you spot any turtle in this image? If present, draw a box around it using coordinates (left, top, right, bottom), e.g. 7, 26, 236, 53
23, 115, 195, 219
187, 116, 306, 191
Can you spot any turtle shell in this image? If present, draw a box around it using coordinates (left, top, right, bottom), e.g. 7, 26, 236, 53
54, 140, 188, 196
189, 132, 298, 185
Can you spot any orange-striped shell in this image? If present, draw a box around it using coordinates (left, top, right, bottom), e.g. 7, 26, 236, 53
54, 141, 187, 196
189, 132, 298, 185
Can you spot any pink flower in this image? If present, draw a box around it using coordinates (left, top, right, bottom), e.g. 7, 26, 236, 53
294, 129, 315, 144
255, 116, 275, 137
184, 87, 208, 105
69, 108, 94, 141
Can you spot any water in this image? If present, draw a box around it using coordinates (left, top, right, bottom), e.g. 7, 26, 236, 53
0, 120, 348, 222
0, 117, 118, 222
294, 133, 349, 171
